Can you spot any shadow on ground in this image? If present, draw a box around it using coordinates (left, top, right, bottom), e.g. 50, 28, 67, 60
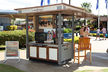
0, 59, 80, 72
81, 52, 108, 67
0, 52, 108, 72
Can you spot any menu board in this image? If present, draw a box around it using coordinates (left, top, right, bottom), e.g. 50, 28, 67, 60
5, 41, 19, 57
39, 15, 53, 29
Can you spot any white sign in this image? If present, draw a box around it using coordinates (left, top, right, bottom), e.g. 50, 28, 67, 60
19, 5, 63, 13
17, 4, 84, 14
0, 26, 3, 31
4, 41, 20, 62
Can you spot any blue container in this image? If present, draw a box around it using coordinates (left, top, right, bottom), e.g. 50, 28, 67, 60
64, 33, 72, 39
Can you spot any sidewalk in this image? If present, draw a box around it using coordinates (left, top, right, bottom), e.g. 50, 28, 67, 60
0, 37, 108, 72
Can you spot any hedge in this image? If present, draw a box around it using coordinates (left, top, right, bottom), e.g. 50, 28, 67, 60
64, 28, 72, 33
90, 33, 108, 38
64, 36, 79, 43
0, 30, 79, 47
7, 25, 17, 30
0, 30, 35, 47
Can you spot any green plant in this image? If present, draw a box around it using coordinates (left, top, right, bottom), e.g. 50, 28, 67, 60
102, 69, 108, 72
74, 70, 92, 72
7, 25, 17, 30
81, 2, 92, 13
64, 36, 79, 43
64, 28, 72, 33
0, 30, 35, 47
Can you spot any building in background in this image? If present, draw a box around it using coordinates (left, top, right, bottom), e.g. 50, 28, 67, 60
0, 10, 17, 30
100, 16, 108, 31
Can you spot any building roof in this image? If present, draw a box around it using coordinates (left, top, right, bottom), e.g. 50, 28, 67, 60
0, 10, 17, 15
0, 3, 97, 19
100, 16, 108, 21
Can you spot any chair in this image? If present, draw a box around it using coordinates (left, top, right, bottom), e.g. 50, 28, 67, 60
74, 37, 92, 64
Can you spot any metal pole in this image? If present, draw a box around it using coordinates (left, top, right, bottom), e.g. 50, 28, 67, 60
26, 16, 29, 58
72, 15, 74, 59
97, 0, 100, 28
84, 19, 86, 26
58, 13, 62, 65
98, 9, 100, 28
69, 0, 71, 5
107, 0, 108, 32
61, 0, 63, 3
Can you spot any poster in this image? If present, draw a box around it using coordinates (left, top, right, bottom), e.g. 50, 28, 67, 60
5, 41, 19, 57
44, 28, 56, 41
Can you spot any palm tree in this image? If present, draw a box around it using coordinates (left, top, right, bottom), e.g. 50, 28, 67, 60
81, 2, 92, 13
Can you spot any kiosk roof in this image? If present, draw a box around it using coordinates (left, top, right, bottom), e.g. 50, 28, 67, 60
0, 3, 97, 18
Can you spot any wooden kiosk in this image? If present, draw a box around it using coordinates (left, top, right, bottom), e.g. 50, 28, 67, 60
0, 3, 97, 65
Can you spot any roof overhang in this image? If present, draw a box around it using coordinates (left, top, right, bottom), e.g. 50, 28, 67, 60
0, 3, 97, 19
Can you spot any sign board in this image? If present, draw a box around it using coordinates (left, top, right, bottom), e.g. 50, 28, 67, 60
4, 41, 20, 62
0, 26, 3, 31
18, 5, 63, 13
17, 4, 84, 14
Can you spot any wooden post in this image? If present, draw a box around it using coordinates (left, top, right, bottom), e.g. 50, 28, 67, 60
72, 15, 74, 59
26, 16, 29, 58
33, 15, 39, 32
33, 16, 36, 31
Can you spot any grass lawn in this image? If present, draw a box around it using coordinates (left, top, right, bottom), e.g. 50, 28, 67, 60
102, 69, 108, 72
0, 64, 25, 72
74, 69, 108, 72
74, 70, 92, 72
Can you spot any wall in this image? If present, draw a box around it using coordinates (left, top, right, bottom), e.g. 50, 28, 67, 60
0, 17, 11, 30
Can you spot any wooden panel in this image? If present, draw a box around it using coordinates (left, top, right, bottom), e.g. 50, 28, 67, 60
49, 48, 57, 60
30, 46, 37, 57
39, 47, 47, 59
33, 16, 36, 31
33, 15, 39, 32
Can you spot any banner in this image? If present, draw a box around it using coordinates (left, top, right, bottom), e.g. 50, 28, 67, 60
105, 0, 108, 8
41, 0, 44, 6
96, 0, 99, 10
47, 0, 50, 5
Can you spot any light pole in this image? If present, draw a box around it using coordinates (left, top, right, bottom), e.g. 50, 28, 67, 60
107, 0, 108, 32
61, 0, 63, 3
69, 0, 71, 5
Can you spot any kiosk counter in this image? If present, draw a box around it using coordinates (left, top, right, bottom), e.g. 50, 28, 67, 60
29, 41, 72, 63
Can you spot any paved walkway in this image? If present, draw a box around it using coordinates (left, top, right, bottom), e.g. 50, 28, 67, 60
0, 37, 108, 72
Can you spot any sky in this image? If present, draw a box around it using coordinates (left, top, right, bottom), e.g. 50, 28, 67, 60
0, 0, 108, 15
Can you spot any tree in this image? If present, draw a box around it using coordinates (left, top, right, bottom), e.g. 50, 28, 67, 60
81, 2, 92, 13
11, 18, 16, 25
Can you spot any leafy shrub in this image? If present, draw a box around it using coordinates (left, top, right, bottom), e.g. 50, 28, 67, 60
64, 28, 72, 33
7, 25, 17, 30
0, 30, 35, 47
64, 36, 79, 43
90, 33, 108, 37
